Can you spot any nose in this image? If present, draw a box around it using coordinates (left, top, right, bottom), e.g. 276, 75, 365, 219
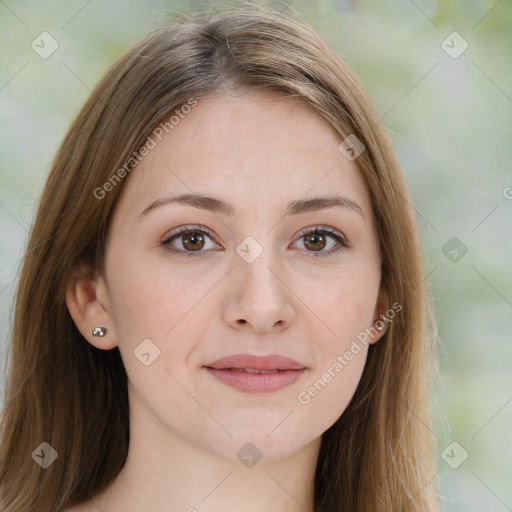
222, 249, 295, 333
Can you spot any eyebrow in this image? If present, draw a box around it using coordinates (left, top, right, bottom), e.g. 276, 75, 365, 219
138, 193, 364, 219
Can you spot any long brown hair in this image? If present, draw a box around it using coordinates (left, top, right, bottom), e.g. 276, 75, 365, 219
0, 4, 439, 511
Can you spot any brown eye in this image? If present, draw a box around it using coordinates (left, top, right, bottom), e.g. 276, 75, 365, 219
303, 233, 327, 252
292, 227, 349, 258
162, 226, 220, 259
181, 231, 206, 251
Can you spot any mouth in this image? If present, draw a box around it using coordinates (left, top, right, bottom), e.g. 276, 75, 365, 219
204, 354, 307, 393
216, 368, 282, 374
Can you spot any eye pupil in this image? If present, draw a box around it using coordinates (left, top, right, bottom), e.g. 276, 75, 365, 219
304, 233, 326, 251
182, 232, 205, 251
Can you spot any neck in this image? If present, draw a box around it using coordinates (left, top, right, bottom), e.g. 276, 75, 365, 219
91, 393, 320, 512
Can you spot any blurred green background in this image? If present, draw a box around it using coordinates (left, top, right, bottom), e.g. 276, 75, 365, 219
1, 0, 511, 510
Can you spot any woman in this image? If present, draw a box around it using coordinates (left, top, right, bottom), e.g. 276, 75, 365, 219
0, 5, 439, 511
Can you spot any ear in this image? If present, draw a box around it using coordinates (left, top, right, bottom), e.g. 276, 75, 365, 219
369, 285, 391, 345
65, 261, 118, 350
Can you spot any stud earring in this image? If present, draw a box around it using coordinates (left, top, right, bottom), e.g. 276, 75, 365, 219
92, 326, 107, 337
374, 315, 385, 331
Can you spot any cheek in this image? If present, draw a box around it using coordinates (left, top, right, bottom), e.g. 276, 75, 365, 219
107, 261, 217, 427
295, 345, 368, 439
292, 263, 378, 427
301, 262, 380, 339
106, 253, 217, 372
108, 254, 202, 330
295, 289, 371, 433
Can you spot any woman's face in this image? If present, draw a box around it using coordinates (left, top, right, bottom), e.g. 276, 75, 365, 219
94, 90, 387, 461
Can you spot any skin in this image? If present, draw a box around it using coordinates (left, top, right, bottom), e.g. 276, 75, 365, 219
65, 89, 388, 512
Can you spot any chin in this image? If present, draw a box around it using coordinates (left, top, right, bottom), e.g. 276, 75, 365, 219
217, 423, 318, 464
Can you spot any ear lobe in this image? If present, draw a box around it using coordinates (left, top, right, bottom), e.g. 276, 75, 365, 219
65, 261, 118, 350
368, 314, 388, 345
369, 285, 391, 345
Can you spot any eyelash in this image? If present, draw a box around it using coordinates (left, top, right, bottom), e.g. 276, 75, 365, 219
161, 224, 349, 259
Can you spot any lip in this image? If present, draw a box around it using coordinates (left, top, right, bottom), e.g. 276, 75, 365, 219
204, 354, 307, 393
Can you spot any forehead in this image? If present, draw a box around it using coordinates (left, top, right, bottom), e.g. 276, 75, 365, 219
113, 90, 372, 222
